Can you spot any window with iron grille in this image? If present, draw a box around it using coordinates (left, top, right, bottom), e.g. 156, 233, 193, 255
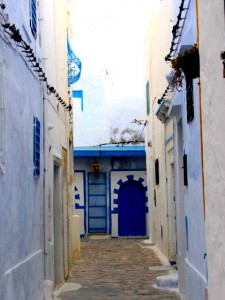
146, 80, 150, 115
183, 153, 188, 186
155, 159, 159, 185
186, 78, 194, 123
30, 0, 37, 37
33, 117, 40, 177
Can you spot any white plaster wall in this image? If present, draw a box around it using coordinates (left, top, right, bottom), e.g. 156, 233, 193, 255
176, 2, 207, 298
198, 1, 225, 298
145, 0, 173, 259
146, 0, 207, 298
39, 0, 80, 286
0, 2, 44, 298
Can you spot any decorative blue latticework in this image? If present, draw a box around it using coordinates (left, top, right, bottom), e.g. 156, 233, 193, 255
31, 0, 37, 37
67, 33, 82, 86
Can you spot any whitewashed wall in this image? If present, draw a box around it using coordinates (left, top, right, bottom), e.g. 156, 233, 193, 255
198, 1, 225, 299
39, 0, 80, 288
0, 1, 44, 299
145, 0, 174, 266
146, 0, 208, 299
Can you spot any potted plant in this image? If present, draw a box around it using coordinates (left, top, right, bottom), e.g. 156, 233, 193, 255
180, 45, 200, 79
170, 44, 200, 90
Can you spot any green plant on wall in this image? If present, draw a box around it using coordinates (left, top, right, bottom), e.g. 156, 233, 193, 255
170, 44, 200, 91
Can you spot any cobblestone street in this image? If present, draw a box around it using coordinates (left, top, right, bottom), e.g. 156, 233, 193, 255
56, 237, 178, 300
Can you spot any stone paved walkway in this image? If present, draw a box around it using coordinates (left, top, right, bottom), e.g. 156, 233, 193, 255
57, 237, 178, 300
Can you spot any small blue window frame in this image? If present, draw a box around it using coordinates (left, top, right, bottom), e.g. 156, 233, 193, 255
30, 0, 37, 37
33, 116, 40, 177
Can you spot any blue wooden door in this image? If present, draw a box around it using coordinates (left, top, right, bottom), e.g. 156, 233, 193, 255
118, 180, 146, 236
88, 173, 107, 233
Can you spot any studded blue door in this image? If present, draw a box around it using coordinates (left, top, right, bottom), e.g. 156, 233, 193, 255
88, 173, 107, 233
118, 180, 146, 236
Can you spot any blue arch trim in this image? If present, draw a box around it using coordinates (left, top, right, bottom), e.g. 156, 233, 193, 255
118, 179, 124, 186
138, 177, 145, 183
114, 189, 119, 194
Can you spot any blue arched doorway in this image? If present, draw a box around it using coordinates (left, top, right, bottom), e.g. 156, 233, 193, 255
118, 180, 146, 236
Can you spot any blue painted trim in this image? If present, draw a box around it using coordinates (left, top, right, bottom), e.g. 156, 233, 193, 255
118, 179, 124, 186
88, 172, 107, 233
88, 194, 107, 197
113, 199, 118, 204
89, 205, 106, 208
127, 175, 134, 181
111, 208, 118, 214
72, 90, 84, 111
75, 194, 80, 200
80, 234, 86, 238
74, 146, 146, 157
155, 99, 170, 115
185, 216, 189, 251
88, 183, 106, 186
138, 177, 145, 183
89, 216, 106, 219
165, 134, 174, 145
75, 204, 85, 209
109, 172, 112, 234
113, 189, 119, 194
145, 207, 149, 213
74, 170, 86, 235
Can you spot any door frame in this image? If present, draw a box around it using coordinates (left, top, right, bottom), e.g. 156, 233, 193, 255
87, 172, 107, 233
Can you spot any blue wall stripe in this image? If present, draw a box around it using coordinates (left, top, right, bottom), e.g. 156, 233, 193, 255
111, 208, 118, 214
75, 204, 85, 209
114, 189, 119, 194
185, 216, 189, 251
138, 177, 145, 183
117, 179, 124, 186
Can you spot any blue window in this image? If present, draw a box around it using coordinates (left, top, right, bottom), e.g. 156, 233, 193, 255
33, 117, 40, 177
30, 0, 37, 37
146, 81, 150, 115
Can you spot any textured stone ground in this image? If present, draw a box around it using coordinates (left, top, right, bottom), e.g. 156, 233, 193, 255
57, 237, 178, 300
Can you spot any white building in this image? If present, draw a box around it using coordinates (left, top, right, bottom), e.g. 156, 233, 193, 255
146, 0, 207, 299
198, 1, 225, 299
0, 1, 44, 299
39, 0, 81, 290
0, 0, 80, 298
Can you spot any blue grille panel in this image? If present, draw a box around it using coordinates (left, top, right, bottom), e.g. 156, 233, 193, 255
33, 117, 40, 177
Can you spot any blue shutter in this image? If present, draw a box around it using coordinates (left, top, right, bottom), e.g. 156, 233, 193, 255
31, 0, 37, 37
33, 117, 40, 177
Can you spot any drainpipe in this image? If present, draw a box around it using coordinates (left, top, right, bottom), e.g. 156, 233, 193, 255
195, 0, 206, 219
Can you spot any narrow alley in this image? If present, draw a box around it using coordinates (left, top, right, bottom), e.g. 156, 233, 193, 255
55, 237, 178, 300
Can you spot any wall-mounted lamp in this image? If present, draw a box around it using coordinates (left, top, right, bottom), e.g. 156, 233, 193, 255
91, 160, 101, 176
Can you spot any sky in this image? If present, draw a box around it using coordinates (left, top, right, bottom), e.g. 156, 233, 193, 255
71, 0, 161, 146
